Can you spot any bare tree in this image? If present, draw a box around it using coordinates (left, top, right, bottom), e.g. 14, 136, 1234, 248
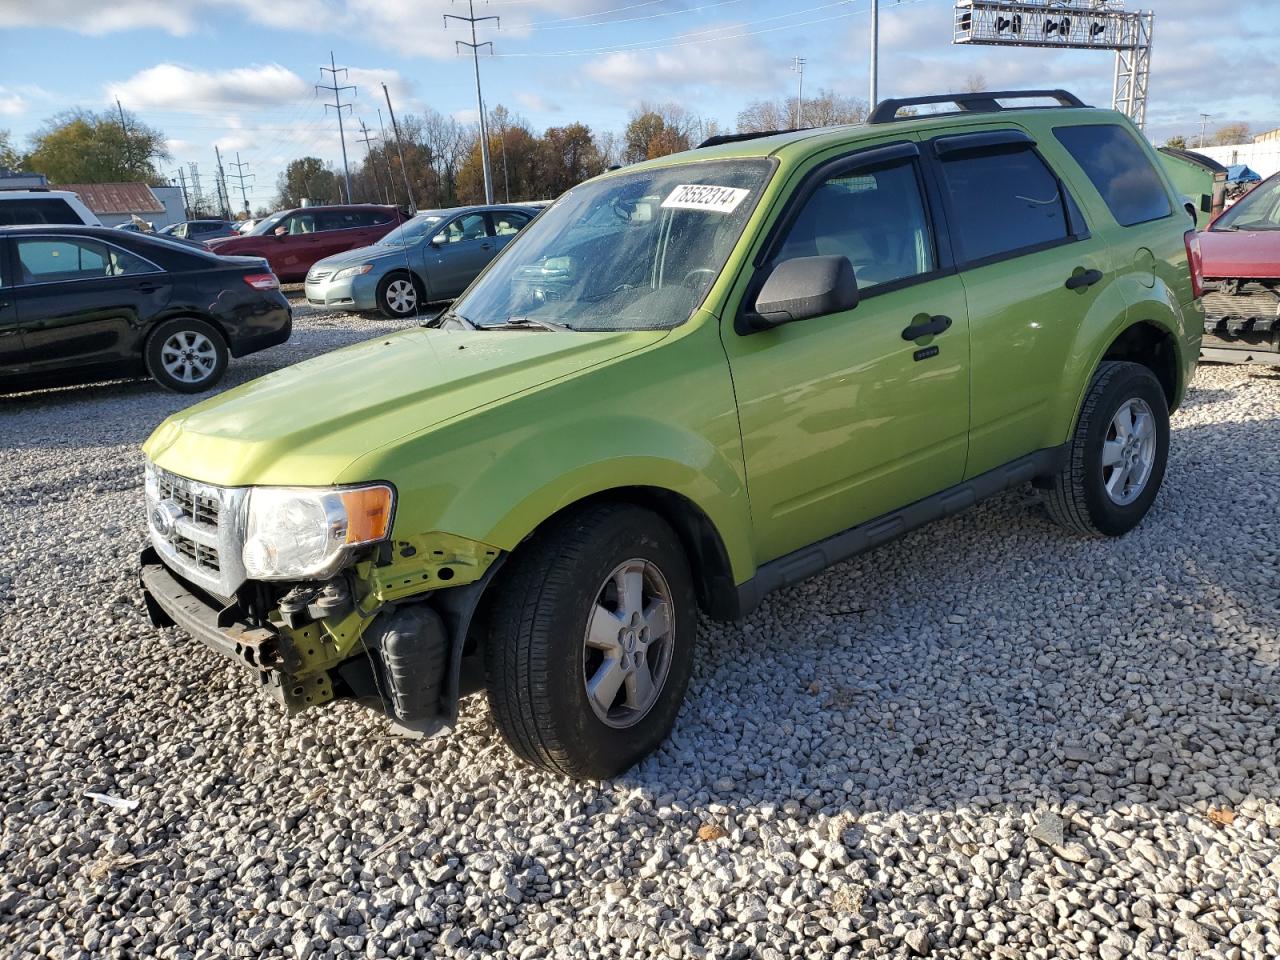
738, 89, 867, 133
1212, 122, 1252, 146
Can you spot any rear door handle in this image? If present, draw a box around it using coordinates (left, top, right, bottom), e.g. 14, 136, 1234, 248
1065, 268, 1104, 290
902, 314, 952, 340
136, 282, 161, 293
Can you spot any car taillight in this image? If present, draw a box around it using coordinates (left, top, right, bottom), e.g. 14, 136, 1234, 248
244, 273, 280, 291
1184, 230, 1205, 299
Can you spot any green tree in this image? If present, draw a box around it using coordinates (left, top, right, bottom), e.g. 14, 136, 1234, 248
0, 129, 23, 170
275, 157, 341, 208
25, 109, 169, 184
1164, 135, 1188, 150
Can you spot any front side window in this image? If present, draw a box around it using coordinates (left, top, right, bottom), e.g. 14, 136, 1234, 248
773, 159, 935, 291
276, 213, 317, 236
1212, 173, 1280, 231
1054, 123, 1172, 227
15, 238, 156, 282
453, 159, 772, 331
378, 215, 444, 246
439, 213, 490, 244
939, 145, 1072, 264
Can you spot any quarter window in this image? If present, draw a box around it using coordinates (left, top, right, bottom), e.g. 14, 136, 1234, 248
938, 145, 1071, 263
1054, 124, 1172, 227
773, 159, 935, 291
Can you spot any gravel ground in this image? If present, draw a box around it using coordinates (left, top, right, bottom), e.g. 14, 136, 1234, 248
1, 312, 1278, 960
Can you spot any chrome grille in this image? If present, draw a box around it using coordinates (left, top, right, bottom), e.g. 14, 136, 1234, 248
307, 269, 332, 283
145, 465, 247, 600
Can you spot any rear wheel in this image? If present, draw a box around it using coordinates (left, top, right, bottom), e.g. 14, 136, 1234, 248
1043, 361, 1169, 536
483, 503, 697, 780
145, 318, 228, 393
377, 272, 420, 319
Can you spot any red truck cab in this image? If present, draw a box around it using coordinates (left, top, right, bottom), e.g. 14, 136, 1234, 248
207, 205, 408, 282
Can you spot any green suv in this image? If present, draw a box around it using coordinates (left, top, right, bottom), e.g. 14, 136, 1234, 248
140, 90, 1203, 779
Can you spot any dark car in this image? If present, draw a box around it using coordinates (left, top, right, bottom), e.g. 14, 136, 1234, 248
0, 225, 291, 394
205, 204, 409, 282
167, 219, 242, 242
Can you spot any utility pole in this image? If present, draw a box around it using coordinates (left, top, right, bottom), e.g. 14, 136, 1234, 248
317, 51, 356, 204
175, 167, 191, 220
355, 120, 389, 204
1199, 113, 1213, 148
792, 57, 807, 128
213, 145, 231, 220
445, 0, 498, 204
116, 98, 134, 176
382, 82, 416, 212
376, 110, 401, 207
869, 0, 879, 109
229, 153, 254, 216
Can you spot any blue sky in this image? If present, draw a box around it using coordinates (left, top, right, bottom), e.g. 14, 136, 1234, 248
1, 0, 1277, 210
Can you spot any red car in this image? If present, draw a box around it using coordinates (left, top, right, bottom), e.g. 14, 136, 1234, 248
1198, 171, 1280, 296
206, 204, 408, 282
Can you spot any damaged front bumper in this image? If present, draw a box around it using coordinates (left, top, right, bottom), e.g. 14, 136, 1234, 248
139, 545, 495, 736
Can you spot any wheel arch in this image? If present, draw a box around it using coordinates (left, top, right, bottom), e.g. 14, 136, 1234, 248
143, 310, 231, 358
1099, 319, 1181, 412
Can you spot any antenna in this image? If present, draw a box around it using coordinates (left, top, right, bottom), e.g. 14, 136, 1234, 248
317, 51, 357, 203
444, 0, 499, 204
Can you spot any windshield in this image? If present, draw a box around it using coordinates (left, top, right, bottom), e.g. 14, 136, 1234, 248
1214, 175, 1280, 231
377, 214, 445, 246
452, 159, 772, 331
246, 211, 287, 237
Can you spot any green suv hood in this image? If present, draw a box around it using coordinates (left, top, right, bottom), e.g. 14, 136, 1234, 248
144, 327, 664, 487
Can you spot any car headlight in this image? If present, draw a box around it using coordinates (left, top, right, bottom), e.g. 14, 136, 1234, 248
241, 484, 394, 580
331, 264, 374, 281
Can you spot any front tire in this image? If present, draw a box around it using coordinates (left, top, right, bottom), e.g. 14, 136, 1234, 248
377, 272, 421, 319
145, 318, 228, 393
483, 502, 697, 780
1043, 360, 1169, 536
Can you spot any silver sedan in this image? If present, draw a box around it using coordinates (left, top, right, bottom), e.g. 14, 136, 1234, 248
304, 204, 539, 318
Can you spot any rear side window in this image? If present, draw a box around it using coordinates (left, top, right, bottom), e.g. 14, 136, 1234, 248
1054, 124, 1171, 227
317, 210, 366, 231
0, 198, 83, 226
938, 146, 1070, 263
366, 209, 394, 225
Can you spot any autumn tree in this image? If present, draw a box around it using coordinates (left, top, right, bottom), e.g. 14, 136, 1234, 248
624, 103, 697, 162
25, 108, 169, 184
539, 123, 604, 197
1212, 122, 1252, 146
1164, 135, 1188, 150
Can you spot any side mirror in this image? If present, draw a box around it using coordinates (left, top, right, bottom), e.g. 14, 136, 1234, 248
431, 234, 448, 247
748, 255, 859, 330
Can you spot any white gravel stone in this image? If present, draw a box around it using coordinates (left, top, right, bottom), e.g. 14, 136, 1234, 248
1, 316, 1277, 959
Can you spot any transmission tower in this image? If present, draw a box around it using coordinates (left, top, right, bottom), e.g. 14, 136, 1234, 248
953, 0, 1155, 129
229, 153, 255, 215
318, 51, 356, 203
444, 0, 498, 204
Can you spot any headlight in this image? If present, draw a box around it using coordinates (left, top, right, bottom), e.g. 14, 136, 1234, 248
241, 484, 394, 580
331, 264, 374, 281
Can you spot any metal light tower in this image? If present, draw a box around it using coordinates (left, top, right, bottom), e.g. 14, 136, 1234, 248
792, 57, 807, 127
953, 1, 1155, 130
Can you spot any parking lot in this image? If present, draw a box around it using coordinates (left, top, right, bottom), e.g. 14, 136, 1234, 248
0, 307, 1275, 959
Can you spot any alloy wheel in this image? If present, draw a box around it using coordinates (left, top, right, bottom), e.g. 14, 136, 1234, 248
1101, 397, 1157, 506
160, 331, 217, 384
582, 559, 676, 729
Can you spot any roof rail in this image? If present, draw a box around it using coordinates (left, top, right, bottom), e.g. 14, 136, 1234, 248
867, 89, 1088, 125
697, 128, 811, 149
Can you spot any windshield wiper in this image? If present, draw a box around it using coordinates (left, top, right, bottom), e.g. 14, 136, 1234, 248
431, 309, 475, 330
478, 316, 570, 332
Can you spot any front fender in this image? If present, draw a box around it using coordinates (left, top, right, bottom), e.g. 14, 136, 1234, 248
341, 313, 755, 583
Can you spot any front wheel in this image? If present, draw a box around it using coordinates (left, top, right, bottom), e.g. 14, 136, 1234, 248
1043, 360, 1170, 536
483, 503, 697, 779
145, 318, 228, 393
377, 272, 421, 319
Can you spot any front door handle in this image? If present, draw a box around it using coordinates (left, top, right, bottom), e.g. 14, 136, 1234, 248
1065, 268, 1104, 290
136, 282, 161, 293
902, 314, 952, 341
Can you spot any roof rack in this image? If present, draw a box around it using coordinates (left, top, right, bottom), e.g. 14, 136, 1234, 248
697, 128, 811, 149
867, 89, 1088, 125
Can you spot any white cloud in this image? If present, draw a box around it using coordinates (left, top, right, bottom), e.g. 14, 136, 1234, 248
105, 64, 311, 112
0, 88, 27, 116
0, 0, 337, 35
582, 24, 781, 96
516, 91, 560, 114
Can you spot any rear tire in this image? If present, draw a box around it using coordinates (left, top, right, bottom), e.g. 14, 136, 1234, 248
1043, 361, 1169, 537
377, 272, 421, 319
145, 318, 228, 393
483, 502, 697, 780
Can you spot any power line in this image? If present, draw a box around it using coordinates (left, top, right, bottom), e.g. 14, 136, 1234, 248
528, 0, 745, 31
317, 51, 356, 204
444, 0, 499, 205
